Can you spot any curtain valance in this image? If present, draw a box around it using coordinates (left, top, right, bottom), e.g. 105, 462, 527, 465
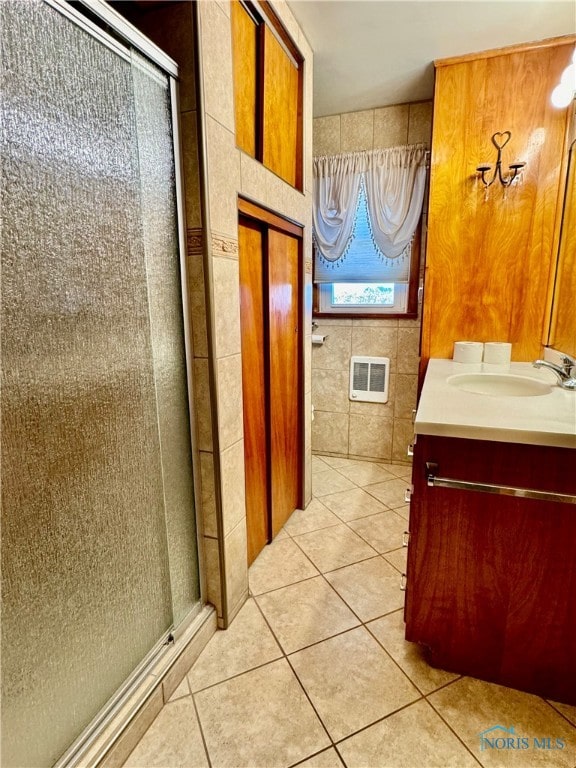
313, 145, 427, 265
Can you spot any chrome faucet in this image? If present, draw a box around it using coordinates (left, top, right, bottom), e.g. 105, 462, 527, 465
532, 355, 576, 390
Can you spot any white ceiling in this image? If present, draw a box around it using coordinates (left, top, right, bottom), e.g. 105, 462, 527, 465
287, 0, 575, 117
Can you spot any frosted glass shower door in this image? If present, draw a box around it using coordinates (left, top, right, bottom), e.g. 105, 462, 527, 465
1, 1, 200, 766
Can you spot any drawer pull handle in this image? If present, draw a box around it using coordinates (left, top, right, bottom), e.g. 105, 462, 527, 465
425, 462, 576, 505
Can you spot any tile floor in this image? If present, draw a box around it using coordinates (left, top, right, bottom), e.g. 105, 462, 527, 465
124, 455, 576, 768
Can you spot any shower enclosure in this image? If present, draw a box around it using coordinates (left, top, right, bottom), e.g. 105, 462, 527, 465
1, 0, 202, 764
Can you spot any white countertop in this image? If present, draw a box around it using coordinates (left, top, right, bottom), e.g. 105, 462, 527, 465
415, 359, 576, 449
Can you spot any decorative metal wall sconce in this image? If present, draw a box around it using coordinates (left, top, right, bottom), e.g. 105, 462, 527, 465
476, 132, 525, 194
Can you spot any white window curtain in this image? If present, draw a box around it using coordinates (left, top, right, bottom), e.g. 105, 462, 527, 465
313, 145, 428, 277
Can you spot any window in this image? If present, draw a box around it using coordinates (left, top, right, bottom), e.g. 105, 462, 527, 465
313, 180, 420, 317
317, 282, 409, 314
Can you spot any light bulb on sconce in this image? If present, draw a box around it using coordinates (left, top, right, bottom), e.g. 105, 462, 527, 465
551, 48, 576, 108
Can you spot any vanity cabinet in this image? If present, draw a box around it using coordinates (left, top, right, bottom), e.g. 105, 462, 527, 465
405, 433, 576, 704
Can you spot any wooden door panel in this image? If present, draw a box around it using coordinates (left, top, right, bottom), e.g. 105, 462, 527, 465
231, 1, 258, 157
262, 25, 299, 187
268, 228, 300, 535
239, 217, 268, 564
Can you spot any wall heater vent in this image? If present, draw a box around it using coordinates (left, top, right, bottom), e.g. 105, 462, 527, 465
349, 356, 390, 403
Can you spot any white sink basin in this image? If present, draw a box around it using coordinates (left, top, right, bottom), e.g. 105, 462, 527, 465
447, 372, 552, 397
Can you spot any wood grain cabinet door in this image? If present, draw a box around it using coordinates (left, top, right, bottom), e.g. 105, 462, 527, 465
262, 25, 300, 188
231, 1, 258, 157
405, 435, 576, 704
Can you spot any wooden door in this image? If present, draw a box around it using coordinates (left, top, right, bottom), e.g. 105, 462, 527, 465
239, 217, 268, 564
268, 228, 301, 535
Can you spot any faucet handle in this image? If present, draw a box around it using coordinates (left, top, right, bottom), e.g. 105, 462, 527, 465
560, 354, 576, 374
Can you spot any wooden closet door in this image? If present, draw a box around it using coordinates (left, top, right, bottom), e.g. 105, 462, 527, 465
239, 217, 268, 564
268, 228, 301, 535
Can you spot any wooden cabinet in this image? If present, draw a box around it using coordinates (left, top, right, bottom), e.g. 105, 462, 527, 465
421, 36, 575, 368
231, 0, 302, 189
405, 433, 576, 704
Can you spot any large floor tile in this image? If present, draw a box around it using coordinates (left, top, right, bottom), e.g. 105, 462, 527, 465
284, 498, 341, 536
337, 699, 478, 767
256, 576, 359, 653
289, 627, 420, 742
195, 659, 330, 768
249, 537, 318, 595
187, 599, 282, 692
348, 509, 407, 553
367, 609, 459, 694
319, 487, 389, 523
293, 524, 377, 573
325, 557, 404, 621
428, 677, 576, 767
312, 468, 356, 497
363, 478, 410, 508
123, 697, 208, 767
332, 460, 397, 487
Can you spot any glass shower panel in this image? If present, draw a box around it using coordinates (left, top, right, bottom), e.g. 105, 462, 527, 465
132, 52, 201, 625
0, 1, 198, 765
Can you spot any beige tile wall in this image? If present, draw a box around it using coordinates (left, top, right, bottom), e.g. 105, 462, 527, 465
312, 102, 432, 463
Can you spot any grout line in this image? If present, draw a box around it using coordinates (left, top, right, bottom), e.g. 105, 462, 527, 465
317, 551, 381, 577
189, 654, 284, 697
363, 618, 434, 697
251, 597, 339, 752
284, 622, 364, 658
332, 742, 348, 768
288, 746, 345, 768
249, 572, 320, 599
284, 519, 341, 537
190, 691, 213, 768
382, 549, 408, 575
285, 653, 337, 749
424, 690, 484, 767
332, 697, 428, 748
255, 516, 436, 766
542, 700, 576, 730
289, 529, 380, 572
